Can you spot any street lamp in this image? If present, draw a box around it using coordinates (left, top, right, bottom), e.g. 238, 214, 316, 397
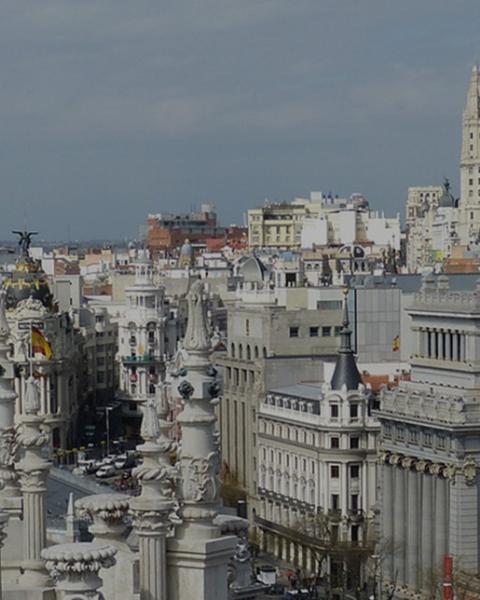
105, 406, 113, 457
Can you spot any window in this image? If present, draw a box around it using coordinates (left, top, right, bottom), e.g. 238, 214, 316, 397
351, 494, 359, 511
309, 326, 319, 337
437, 435, 446, 449
331, 494, 339, 510
331, 465, 340, 478
351, 525, 359, 543
245, 319, 250, 336
350, 465, 360, 478
350, 404, 358, 418
409, 429, 418, 444
289, 326, 299, 338
350, 437, 360, 449
396, 427, 405, 441
317, 300, 342, 310
384, 424, 392, 438
334, 326, 342, 336
322, 326, 332, 337
330, 405, 339, 419
331, 437, 340, 449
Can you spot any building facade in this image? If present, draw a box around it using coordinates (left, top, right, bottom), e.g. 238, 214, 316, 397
377, 274, 480, 595
116, 253, 167, 437
255, 296, 379, 589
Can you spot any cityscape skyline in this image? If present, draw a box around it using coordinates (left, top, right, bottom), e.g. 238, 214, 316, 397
1, 2, 479, 239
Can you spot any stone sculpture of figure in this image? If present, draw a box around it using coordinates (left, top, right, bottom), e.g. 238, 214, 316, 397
140, 398, 161, 443
12, 230, 38, 257
184, 279, 209, 352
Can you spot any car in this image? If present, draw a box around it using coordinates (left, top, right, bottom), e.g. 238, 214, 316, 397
114, 458, 127, 470
95, 465, 116, 479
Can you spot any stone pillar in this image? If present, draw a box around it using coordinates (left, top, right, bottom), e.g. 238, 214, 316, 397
452, 332, 458, 361
446, 332, 452, 361
392, 456, 405, 584
0, 510, 9, 598
17, 377, 51, 589
433, 466, 448, 570
168, 281, 236, 600
42, 542, 117, 600
418, 461, 433, 584
75, 493, 132, 600
448, 458, 479, 572
404, 458, 418, 589
131, 397, 175, 600
381, 456, 394, 580
134, 512, 171, 600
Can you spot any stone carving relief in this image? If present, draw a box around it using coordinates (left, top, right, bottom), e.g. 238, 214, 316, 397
179, 451, 219, 504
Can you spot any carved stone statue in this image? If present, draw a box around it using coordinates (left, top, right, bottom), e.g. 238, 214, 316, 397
184, 280, 210, 352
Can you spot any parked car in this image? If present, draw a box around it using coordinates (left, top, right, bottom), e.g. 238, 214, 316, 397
96, 465, 116, 479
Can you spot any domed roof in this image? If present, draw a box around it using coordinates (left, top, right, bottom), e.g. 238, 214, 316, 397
438, 178, 456, 208
2, 258, 53, 311
179, 239, 194, 257
239, 255, 268, 283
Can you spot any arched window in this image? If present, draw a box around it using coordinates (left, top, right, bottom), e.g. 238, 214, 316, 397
239, 344, 243, 360
263, 347, 267, 358
231, 343, 235, 358
255, 346, 259, 359
247, 345, 251, 360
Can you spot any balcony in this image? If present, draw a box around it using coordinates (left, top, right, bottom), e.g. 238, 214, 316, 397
327, 508, 342, 522
347, 508, 364, 522
121, 355, 159, 365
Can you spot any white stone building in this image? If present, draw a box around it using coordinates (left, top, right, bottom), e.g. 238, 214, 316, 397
116, 251, 167, 436
377, 274, 480, 595
255, 297, 379, 588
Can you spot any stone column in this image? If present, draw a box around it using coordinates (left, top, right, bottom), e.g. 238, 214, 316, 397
392, 455, 405, 584
42, 542, 117, 600
168, 280, 236, 600
404, 458, 418, 589
381, 456, 394, 580
452, 332, 458, 361
418, 461, 433, 584
0, 510, 9, 598
75, 493, 131, 600
0, 290, 21, 496
433, 465, 448, 570
131, 397, 175, 600
446, 331, 452, 361
17, 376, 51, 588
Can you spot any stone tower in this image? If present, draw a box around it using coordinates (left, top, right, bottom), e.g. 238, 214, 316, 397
459, 65, 480, 241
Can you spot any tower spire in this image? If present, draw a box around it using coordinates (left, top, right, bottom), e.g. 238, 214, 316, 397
330, 288, 362, 391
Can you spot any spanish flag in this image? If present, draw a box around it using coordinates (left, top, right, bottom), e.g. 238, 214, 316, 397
31, 326, 53, 360
392, 335, 400, 352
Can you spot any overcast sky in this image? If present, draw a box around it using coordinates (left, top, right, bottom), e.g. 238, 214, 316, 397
0, 1, 479, 240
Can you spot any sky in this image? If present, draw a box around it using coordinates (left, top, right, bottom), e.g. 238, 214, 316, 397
0, 1, 479, 241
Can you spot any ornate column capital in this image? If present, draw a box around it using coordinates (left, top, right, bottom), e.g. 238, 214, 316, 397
462, 457, 477, 486
130, 507, 172, 535
379, 451, 391, 464
401, 456, 416, 470
415, 459, 431, 474
429, 463, 445, 478
42, 542, 117, 596
75, 493, 130, 539
389, 453, 404, 467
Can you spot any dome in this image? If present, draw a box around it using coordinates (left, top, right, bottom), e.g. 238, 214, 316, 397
2, 258, 53, 311
239, 255, 268, 283
178, 239, 194, 268
179, 239, 194, 257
